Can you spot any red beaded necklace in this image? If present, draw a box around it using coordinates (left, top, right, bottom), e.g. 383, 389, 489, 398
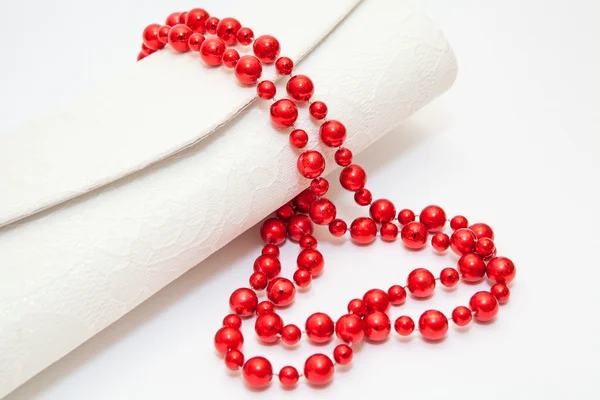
139, 8, 516, 389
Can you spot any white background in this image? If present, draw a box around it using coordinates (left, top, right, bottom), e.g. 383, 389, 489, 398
1, 0, 599, 399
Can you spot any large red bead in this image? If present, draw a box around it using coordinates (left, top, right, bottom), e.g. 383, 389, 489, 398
275, 56, 294, 75
407, 268, 436, 298
394, 316, 415, 336
229, 288, 258, 317
335, 314, 365, 343
333, 344, 353, 365
363, 288, 390, 313
255, 313, 283, 343
419, 205, 446, 232
364, 311, 391, 341
293, 189, 317, 213
297, 249, 325, 276
486, 256, 516, 284
309, 101, 328, 119
236, 27, 254, 46
339, 164, 367, 191
418, 310, 448, 340
143, 23, 166, 51
469, 291, 499, 321
287, 75, 314, 102
401, 221, 428, 249
168, 24, 193, 52
214, 327, 244, 354
279, 366, 299, 386
305, 312, 334, 343
451, 306, 472, 326
260, 218, 287, 245
253, 254, 281, 279
235, 55, 262, 85
185, 8, 210, 33
369, 199, 396, 223
287, 214, 313, 241
225, 350, 244, 370
266, 277, 296, 307
216, 17, 242, 45
297, 150, 326, 179
242, 357, 273, 388
450, 228, 477, 255
349, 217, 377, 244
304, 354, 334, 386
253, 35, 281, 63
270, 99, 298, 127
200, 37, 226, 66
469, 223, 494, 240
458, 253, 487, 282
319, 120, 346, 147
281, 324, 302, 345
309, 198, 336, 225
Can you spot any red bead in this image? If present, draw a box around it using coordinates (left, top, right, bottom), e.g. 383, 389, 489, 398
275, 57, 294, 75
143, 23, 166, 51
137, 52, 147, 61
266, 277, 296, 307
216, 17, 242, 45
431, 232, 450, 251
333, 344, 353, 365
335, 148, 353, 166
487, 256, 516, 284
165, 12, 181, 27
407, 268, 436, 298
293, 189, 317, 213
157, 25, 170, 44
256, 301, 275, 316
293, 268, 312, 288
242, 357, 273, 388
251, 35, 281, 64
328, 219, 347, 237
347, 299, 367, 317
229, 288, 258, 317
419, 205, 447, 232
299, 234, 318, 249
235, 55, 262, 84
141, 44, 155, 56
309, 198, 336, 225
297, 249, 325, 276
340, 164, 367, 191
309, 101, 328, 119
270, 99, 298, 127
418, 310, 448, 340
439, 267, 460, 287
281, 324, 302, 345
276, 204, 294, 221
370, 199, 396, 223
225, 350, 244, 370
260, 218, 287, 245
475, 237, 496, 259
388, 285, 407, 305
380, 222, 399, 241
214, 327, 244, 355
222, 48, 240, 68
286, 75, 314, 102
236, 27, 254, 45
469, 291, 499, 321
205, 17, 219, 35
398, 209, 416, 225
401, 222, 428, 249
457, 253, 486, 282
188, 33, 205, 51
491, 283, 510, 304
287, 214, 313, 241
178, 12, 188, 24
364, 311, 391, 341
185, 8, 210, 33
319, 120, 346, 147
310, 177, 329, 196
451, 306, 472, 326
450, 228, 477, 255
249, 271, 268, 290
305, 312, 334, 343
279, 366, 299, 386
168, 24, 193, 52
469, 223, 494, 240
394, 316, 415, 336
335, 314, 365, 343
354, 189, 372, 206
257, 80, 276, 100
363, 288, 390, 313
255, 313, 283, 343
450, 215, 469, 230
223, 314, 242, 329
200, 37, 226, 66
304, 354, 334, 386
262, 244, 280, 257
297, 150, 326, 179
349, 217, 377, 244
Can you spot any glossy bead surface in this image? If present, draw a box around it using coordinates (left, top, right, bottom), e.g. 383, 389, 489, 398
216, 17, 242, 45
281, 324, 302, 345
469, 223, 494, 240
364, 311, 391, 341
253, 35, 280, 63
223, 314, 242, 329
299, 234, 318, 249
347, 299, 367, 317
205, 16, 219, 35
289, 129, 308, 148
279, 366, 299, 386
306, 312, 334, 343
141, 44, 154, 56
486, 256, 516, 284
419, 205, 446, 232
475, 237, 496, 259
297, 249, 324, 276
236, 27, 254, 45
363, 289, 390, 313
214, 327, 244, 354
266, 277, 296, 307
418, 310, 448, 341
168, 24, 193, 52
450, 228, 477, 255
340, 164, 367, 191
328, 219, 347, 237
242, 357, 273, 388
407, 268, 436, 298
401, 222, 428, 249
431, 232, 450, 251
469, 291, 499, 321
451, 306, 473, 326
354, 189, 372, 206
335, 314, 365, 343
310, 177, 329, 196
394, 316, 415, 336
276, 204, 294, 221
157, 25, 170, 44
450, 215, 469, 230
270, 99, 298, 127
275, 57, 294, 75
287, 75, 314, 102
188, 33, 205, 51
165, 12, 181, 27
293, 268, 312, 288
309, 101, 328, 119
309, 198, 336, 225
457, 253, 487, 282
439, 267, 460, 287
200, 37, 226, 66
253, 255, 281, 279
229, 288, 258, 317
222, 48, 240, 68
178, 12, 188, 24
235, 55, 262, 84
380, 222, 399, 241
491, 283, 511, 304
249, 271, 268, 290
256, 301, 275, 316
293, 189, 317, 213
370, 199, 396, 223
255, 313, 283, 343
398, 209, 415, 225
349, 217, 377, 244
257, 80, 276, 99
297, 150, 326, 179
388, 285, 407, 305
137, 52, 147, 61
333, 344, 353, 365
304, 354, 334, 386
287, 214, 313, 241
225, 350, 244, 370
143, 23, 166, 50
185, 8, 210, 33
319, 120, 346, 147
335, 148, 353, 166
260, 218, 287, 245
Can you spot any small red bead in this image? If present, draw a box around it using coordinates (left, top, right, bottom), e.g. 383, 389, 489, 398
214, 327, 244, 355
335, 314, 365, 343
157, 25, 170, 44
450, 215, 469, 230
257, 80, 276, 100
419, 205, 447, 232
398, 209, 416, 225
276, 204, 294, 221
354, 188, 372, 206
487, 256, 516, 284
350, 217, 378, 244
299, 234, 318, 249
364, 311, 391, 341
340, 164, 367, 192
281, 324, 302, 345
431, 232, 450, 252
242, 357, 273, 388
249, 271, 268, 290
293, 268, 312, 288
401, 221, 428, 249
310, 177, 329, 196
297, 248, 325, 276
286, 75, 314, 102
370, 199, 396, 223
275, 56, 294, 75
260, 218, 287, 245
334, 148, 353, 166
319, 120, 346, 147
287, 214, 313, 241
262, 244, 280, 257
229, 288, 258, 317
439, 267, 460, 287
178, 12, 188, 24
469, 291, 499, 321
266, 277, 296, 307
304, 354, 334, 386
305, 312, 334, 343
279, 366, 299, 386
143, 23, 166, 51
309, 198, 336, 225
380, 222, 399, 241
407, 268, 436, 298
141, 44, 155, 56
168, 24, 193, 52
491, 283, 511, 304
309, 101, 328, 119
222, 314, 242, 329
165, 12, 181, 27
222, 48, 240, 68
363, 288, 390, 313
185, 8, 210, 33
418, 310, 448, 341
256, 301, 275, 316
235, 55, 262, 84
328, 219, 348, 237
450, 228, 477, 255
188, 33, 205, 51
216, 17, 242, 45
236, 27, 254, 46
388, 285, 407, 305
200, 37, 226, 66
205, 17, 219, 35
255, 313, 283, 343
333, 344, 353, 365
347, 298, 367, 317
469, 223, 494, 240
475, 237, 496, 259
270, 99, 298, 127
457, 253, 486, 282
225, 350, 244, 370
394, 316, 415, 336
253, 35, 281, 63
297, 150, 326, 179
451, 306, 473, 326
294, 189, 317, 213
289, 129, 308, 148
